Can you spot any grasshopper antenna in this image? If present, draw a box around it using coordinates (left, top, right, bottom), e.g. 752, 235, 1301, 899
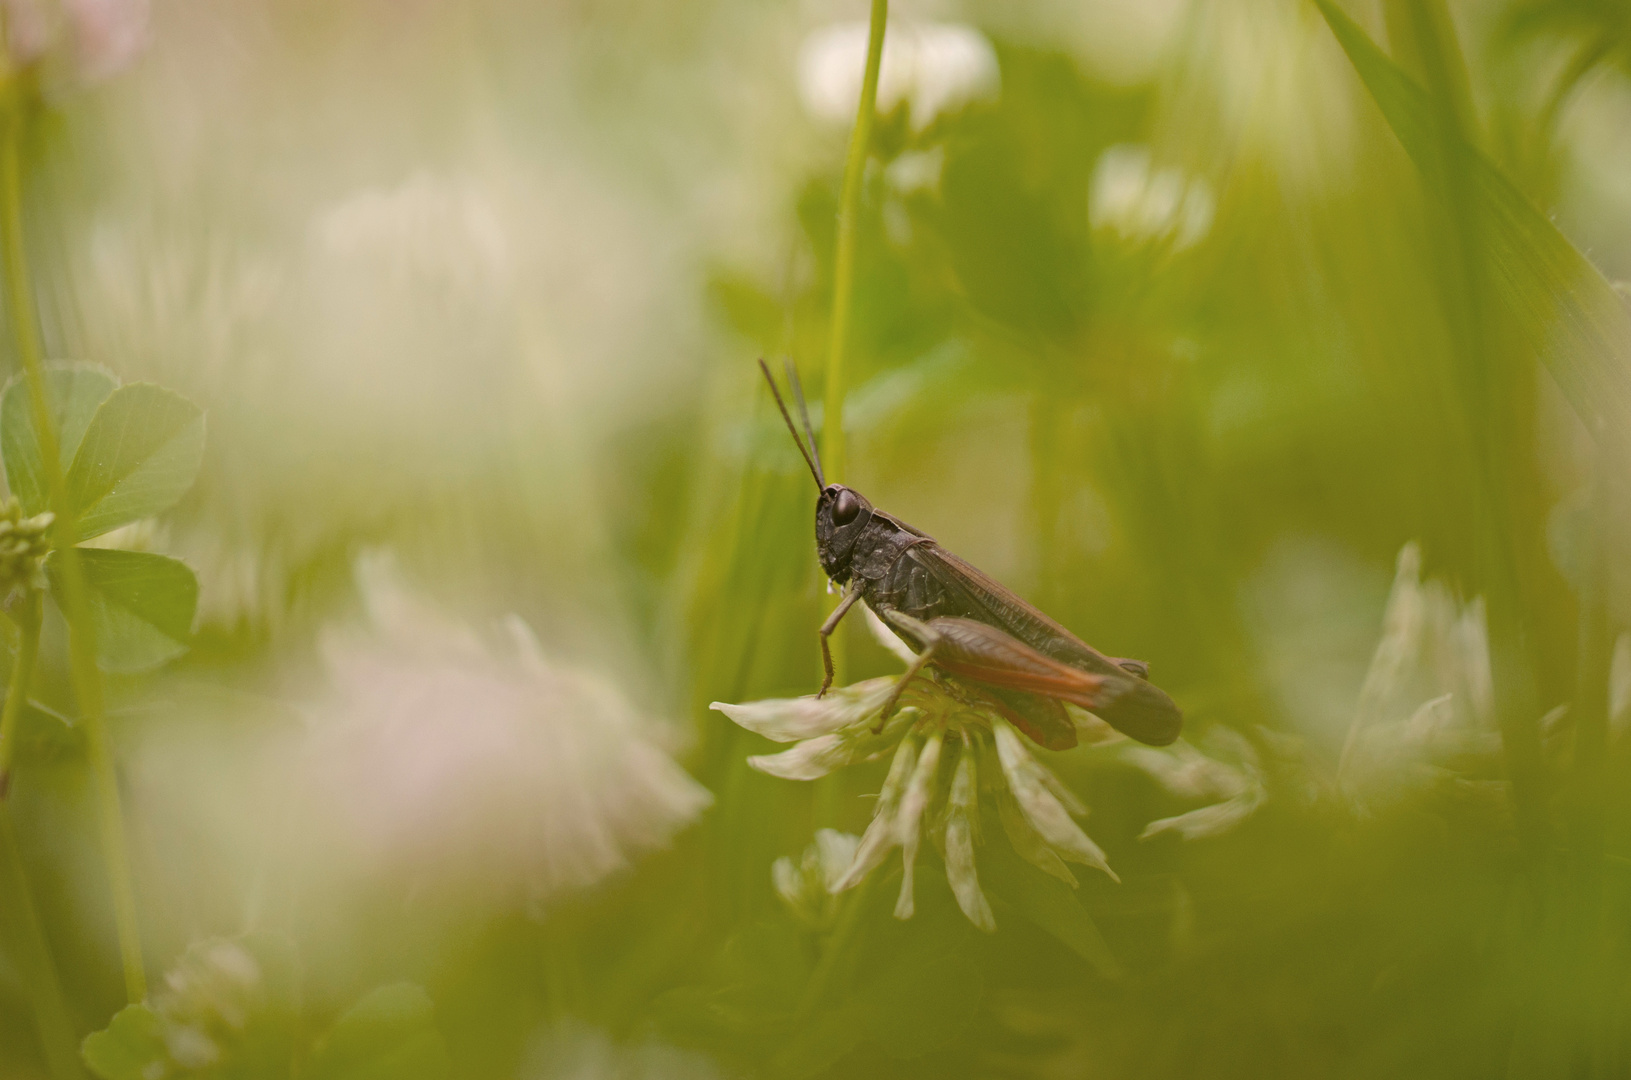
782, 357, 825, 488
758, 358, 825, 489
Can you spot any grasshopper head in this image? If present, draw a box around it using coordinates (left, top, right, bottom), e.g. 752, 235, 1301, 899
815, 484, 874, 582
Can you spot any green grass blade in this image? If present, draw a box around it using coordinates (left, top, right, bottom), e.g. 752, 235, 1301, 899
1315, 0, 1631, 449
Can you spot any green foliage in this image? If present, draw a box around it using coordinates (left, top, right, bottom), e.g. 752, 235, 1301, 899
65, 384, 206, 544
7, 697, 82, 765
80, 1005, 166, 1080
0, 365, 117, 517
79, 945, 449, 1080
1, 367, 206, 544
47, 548, 199, 672
980, 839, 1121, 980
308, 983, 453, 1080
0, 363, 204, 671
1316, 0, 1631, 450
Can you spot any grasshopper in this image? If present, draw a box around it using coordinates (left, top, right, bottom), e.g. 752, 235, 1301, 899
761, 359, 1181, 750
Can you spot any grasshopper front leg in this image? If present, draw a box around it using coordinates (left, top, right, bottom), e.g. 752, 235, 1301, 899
817, 580, 864, 697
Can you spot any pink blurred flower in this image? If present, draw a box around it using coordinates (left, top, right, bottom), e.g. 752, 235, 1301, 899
301, 555, 711, 907
1, 0, 148, 84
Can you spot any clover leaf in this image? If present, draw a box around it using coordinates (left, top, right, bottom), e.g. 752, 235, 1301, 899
0, 366, 204, 672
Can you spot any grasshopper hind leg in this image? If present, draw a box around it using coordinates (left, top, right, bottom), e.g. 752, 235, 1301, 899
872, 609, 942, 732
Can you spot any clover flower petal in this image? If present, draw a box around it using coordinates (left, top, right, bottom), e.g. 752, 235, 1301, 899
993, 719, 1117, 882
1141, 787, 1266, 841
996, 788, 1077, 888
892, 728, 943, 919
744, 702, 918, 780
711, 678, 895, 743
939, 746, 995, 932
832, 735, 918, 892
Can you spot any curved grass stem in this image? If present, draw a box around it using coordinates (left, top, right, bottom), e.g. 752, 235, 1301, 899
1, 82, 145, 1002
814, 0, 887, 713
820, 0, 887, 487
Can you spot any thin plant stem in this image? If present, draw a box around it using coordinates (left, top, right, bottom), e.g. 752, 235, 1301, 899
0, 590, 79, 1078
813, 0, 886, 711
820, 0, 887, 487
1, 84, 146, 1001
0, 590, 40, 795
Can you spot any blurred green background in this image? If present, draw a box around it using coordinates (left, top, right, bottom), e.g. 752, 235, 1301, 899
5, 0, 1631, 1076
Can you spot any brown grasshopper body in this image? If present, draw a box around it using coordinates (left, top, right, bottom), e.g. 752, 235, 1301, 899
762, 360, 1182, 750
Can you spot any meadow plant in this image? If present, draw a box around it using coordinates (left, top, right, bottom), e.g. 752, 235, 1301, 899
6, 1, 1631, 1078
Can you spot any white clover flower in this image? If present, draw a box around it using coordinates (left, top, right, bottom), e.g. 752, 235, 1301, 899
1089, 144, 1214, 253
1338, 543, 1507, 814
713, 617, 1119, 932
772, 828, 860, 928
117, 938, 270, 1074
302, 554, 712, 907
0, 0, 147, 84
797, 21, 999, 131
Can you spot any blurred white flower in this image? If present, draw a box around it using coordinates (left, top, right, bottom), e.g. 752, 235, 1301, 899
772, 828, 860, 928
114, 938, 272, 1074
298, 173, 520, 451
314, 172, 511, 297
713, 616, 1118, 933
1611, 633, 1631, 740
1089, 145, 1214, 253
885, 147, 944, 195
1123, 728, 1266, 842
1, 0, 53, 65
62, 0, 143, 79
1337, 543, 1505, 814
1, 0, 147, 83
302, 554, 711, 906
797, 21, 999, 131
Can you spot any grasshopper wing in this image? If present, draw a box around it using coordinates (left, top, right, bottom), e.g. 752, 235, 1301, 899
905, 545, 1183, 746
924, 616, 1136, 750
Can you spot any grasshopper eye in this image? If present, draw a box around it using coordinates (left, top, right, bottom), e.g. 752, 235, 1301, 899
832, 489, 861, 526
